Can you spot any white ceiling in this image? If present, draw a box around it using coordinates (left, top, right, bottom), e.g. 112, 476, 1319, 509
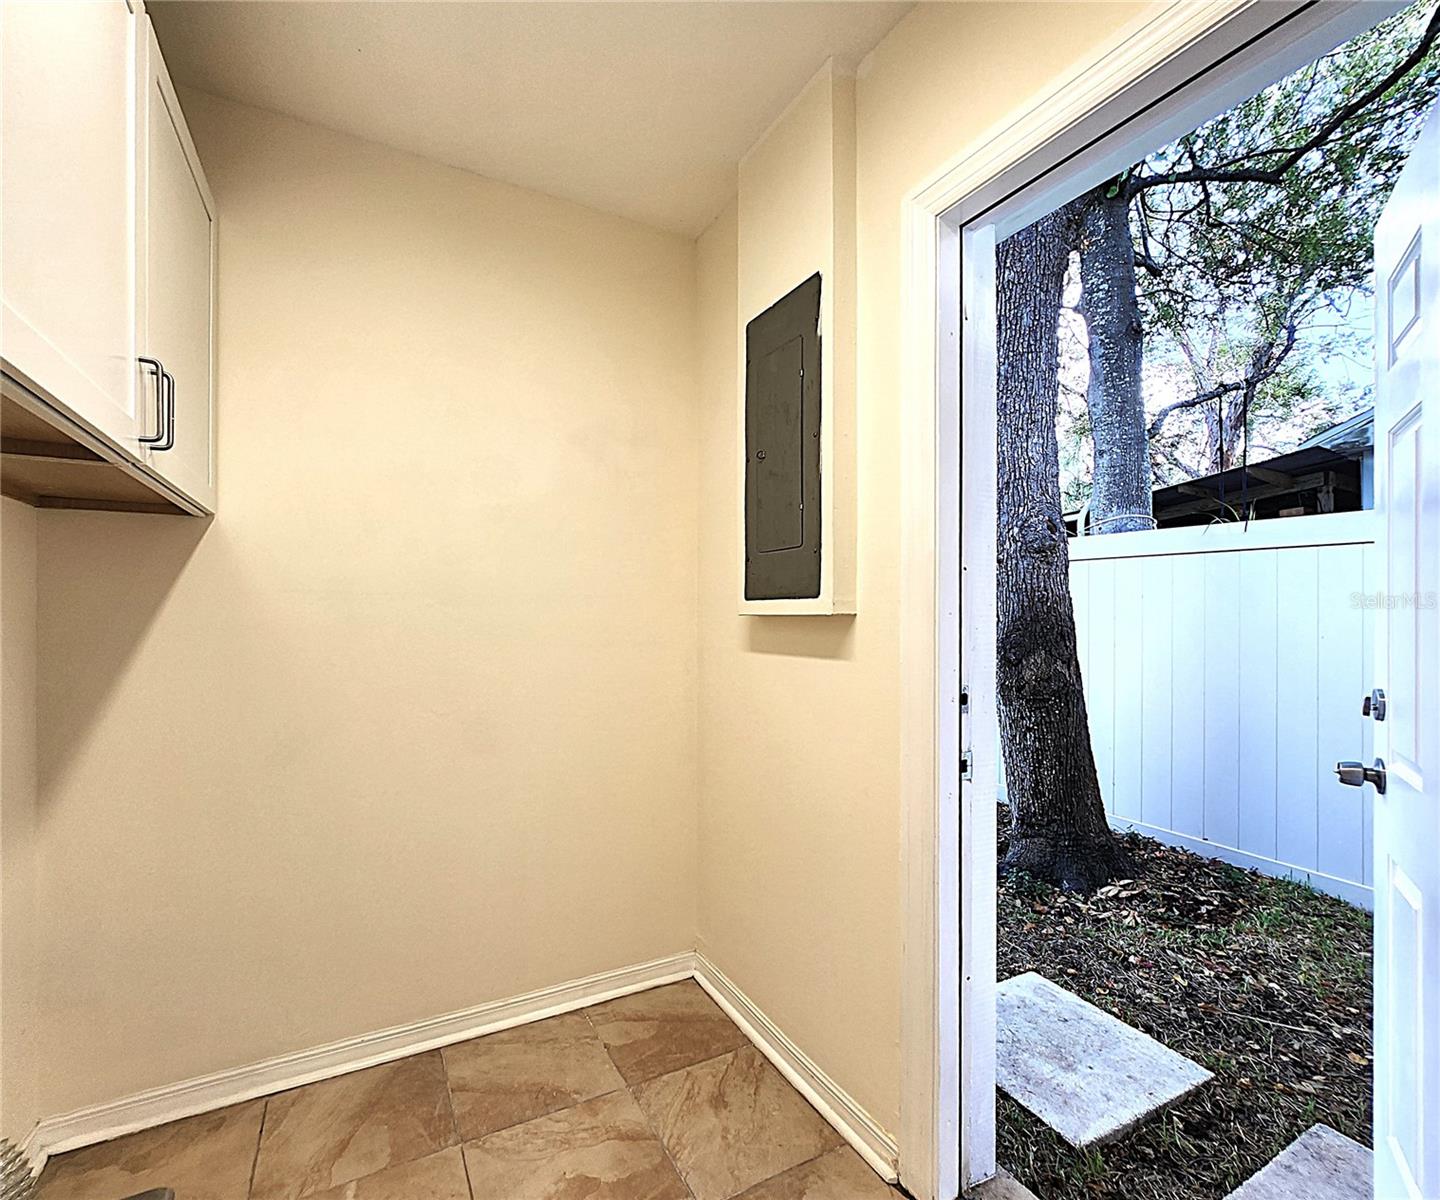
147, 1, 913, 236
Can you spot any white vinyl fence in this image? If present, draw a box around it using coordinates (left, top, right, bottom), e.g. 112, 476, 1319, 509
1069, 511, 1378, 907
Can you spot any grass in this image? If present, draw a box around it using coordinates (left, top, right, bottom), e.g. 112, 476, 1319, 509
997, 808, 1372, 1200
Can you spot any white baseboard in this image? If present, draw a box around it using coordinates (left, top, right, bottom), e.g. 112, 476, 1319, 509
692, 951, 899, 1183
28, 951, 694, 1165
18, 1125, 46, 1180
27, 947, 899, 1191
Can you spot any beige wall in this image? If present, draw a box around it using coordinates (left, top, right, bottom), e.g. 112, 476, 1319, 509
29, 92, 699, 1117
698, 159, 899, 1143
1, 497, 40, 1144
736, 60, 857, 614
696, 0, 1154, 1137
13, 0, 1161, 1150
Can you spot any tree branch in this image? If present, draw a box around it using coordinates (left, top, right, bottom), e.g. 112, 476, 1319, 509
1146, 317, 1300, 442
1127, 3, 1440, 196
1147, 382, 1244, 440
1151, 442, 1205, 483
1133, 247, 1164, 276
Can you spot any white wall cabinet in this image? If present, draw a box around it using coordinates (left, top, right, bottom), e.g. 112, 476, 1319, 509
1, 2, 216, 516
1, 0, 143, 454
139, 21, 216, 512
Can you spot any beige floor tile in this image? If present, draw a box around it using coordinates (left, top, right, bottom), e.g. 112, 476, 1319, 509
585, 981, 746, 1085
303, 1146, 471, 1199
250, 1052, 457, 1200
732, 1147, 897, 1199
443, 1010, 626, 1140
632, 1045, 843, 1200
36, 1099, 264, 1200
463, 1089, 689, 1200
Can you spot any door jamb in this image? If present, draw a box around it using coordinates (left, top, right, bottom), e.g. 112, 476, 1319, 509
897, 1, 1400, 1194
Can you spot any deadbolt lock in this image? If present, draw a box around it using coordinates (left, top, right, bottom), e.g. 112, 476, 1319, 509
1362, 688, 1387, 720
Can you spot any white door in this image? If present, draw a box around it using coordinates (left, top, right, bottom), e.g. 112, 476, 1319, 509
1, 0, 145, 454
139, 21, 216, 512
1369, 97, 1440, 1200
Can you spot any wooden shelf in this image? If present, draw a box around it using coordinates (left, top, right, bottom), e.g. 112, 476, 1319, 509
1, 385, 187, 515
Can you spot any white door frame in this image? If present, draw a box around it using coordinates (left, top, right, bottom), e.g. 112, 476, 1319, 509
897, 2, 1403, 1194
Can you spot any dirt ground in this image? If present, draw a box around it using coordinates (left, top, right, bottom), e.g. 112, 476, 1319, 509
996, 808, 1373, 1200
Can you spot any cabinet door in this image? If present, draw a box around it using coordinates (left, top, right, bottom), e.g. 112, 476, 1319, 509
1, 0, 144, 453
140, 22, 215, 513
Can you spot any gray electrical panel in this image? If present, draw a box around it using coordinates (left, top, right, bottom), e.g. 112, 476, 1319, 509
745, 274, 821, 600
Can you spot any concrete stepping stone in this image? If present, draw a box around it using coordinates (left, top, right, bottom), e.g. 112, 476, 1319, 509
996, 971, 1212, 1147
965, 1168, 1040, 1200
1224, 1125, 1371, 1200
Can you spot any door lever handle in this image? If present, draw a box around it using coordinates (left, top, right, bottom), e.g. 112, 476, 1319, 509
1335, 758, 1387, 794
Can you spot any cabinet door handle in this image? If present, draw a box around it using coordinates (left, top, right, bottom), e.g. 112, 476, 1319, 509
136, 358, 171, 452
156, 368, 176, 452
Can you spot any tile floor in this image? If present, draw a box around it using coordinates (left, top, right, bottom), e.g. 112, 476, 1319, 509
36, 980, 899, 1200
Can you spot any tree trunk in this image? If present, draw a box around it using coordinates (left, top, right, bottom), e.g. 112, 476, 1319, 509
1200, 389, 1248, 477
997, 206, 1133, 892
1078, 190, 1153, 534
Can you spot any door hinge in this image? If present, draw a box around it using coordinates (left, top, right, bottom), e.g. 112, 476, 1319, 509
960, 684, 969, 713
961, 751, 974, 782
